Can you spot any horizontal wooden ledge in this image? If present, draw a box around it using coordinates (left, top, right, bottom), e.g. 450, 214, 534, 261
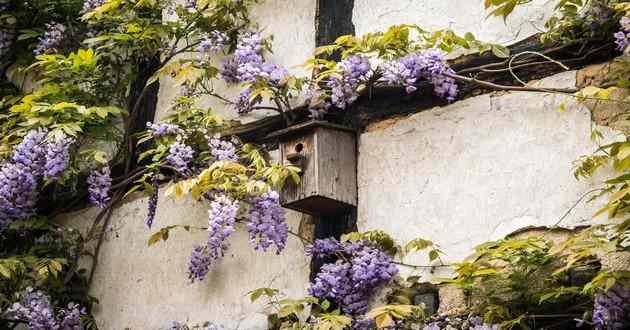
224, 34, 616, 143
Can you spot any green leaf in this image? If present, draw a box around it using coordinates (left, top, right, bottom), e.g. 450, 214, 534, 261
429, 249, 440, 262
491, 44, 510, 58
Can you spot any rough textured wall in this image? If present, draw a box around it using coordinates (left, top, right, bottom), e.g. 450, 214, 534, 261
357, 71, 621, 279
65, 194, 311, 330
353, 0, 553, 44
155, 0, 316, 121
67, 1, 627, 327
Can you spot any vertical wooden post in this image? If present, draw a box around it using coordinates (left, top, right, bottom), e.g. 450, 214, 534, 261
309, 0, 358, 280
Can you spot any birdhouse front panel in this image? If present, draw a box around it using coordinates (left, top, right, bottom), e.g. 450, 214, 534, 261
279, 124, 357, 216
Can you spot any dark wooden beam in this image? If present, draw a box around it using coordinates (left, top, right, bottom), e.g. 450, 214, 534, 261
228, 36, 616, 141
316, 0, 355, 47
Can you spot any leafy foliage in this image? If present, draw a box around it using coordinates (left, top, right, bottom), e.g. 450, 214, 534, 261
485, 0, 627, 43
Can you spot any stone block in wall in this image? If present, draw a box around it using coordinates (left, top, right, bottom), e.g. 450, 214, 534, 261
437, 285, 467, 316
576, 61, 627, 89
576, 61, 630, 134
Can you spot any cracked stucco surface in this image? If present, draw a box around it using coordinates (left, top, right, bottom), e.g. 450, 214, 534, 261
64, 193, 311, 330
357, 71, 623, 280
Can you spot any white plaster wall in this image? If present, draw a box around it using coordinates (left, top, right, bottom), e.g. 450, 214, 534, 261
353, 0, 553, 45
357, 71, 623, 279
64, 193, 311, 330
155, 0, 316, 122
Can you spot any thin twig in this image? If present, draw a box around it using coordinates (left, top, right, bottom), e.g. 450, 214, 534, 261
446, 72, 578, 94
550, 188, 606, 228
507, 51, 569, 86
392, 261, 453, 269
87, 191, 124, 288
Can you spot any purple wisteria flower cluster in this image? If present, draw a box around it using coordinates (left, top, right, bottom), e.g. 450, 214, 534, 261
307, 238, 398, 316
351, 318, 375, 330
185, 190, 288, 282
187, 244, 213, 283
12, 129, 48, 177
197, 31, 229, 63
208, 136, 238, 162
34, 22, 66, 55
218, 31, 289, 113
81, 0, 106, 13
381, 49, 458, 101
144, 177, 159, 228
327, 55, 372, 109
87, 166, 111, 208
592, 283, 630, 330
166, 140, 195, 174
1, 129, 75, 230
614, 16, 630, 52
305, 49, 457, 118
44, 134, 75, 181
163, 320, 226, 330
246, 190, 287, 253
146, 122, 183, 138
0, 163, 38, 230
422, 315, 499, 330
5, 287, 86, 330
187, 195, 239, 282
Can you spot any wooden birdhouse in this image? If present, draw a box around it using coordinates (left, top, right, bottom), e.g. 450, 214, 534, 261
266, 121, 357, 216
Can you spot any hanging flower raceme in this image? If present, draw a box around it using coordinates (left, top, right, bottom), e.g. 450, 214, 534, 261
166, 140, 195, 174
0, 163, 38, 230
34, 22, 66, 55
592, 283, 630, 330
44, 133, 74, 181
307, 238, 398, 316
87, 165, 112, 208
208, 137, 238, 162
327, 55, 372, 109
144, 177, 159, 229
220, 32, 288, 82
12, 129, 47, 177
381, 49, 458, 101
246, 190, 287, 253
187, 244, 212, 283
5, 287, 86, 330
219, 56, 240, 84
187, 195, 239, 282
614, 16, 630, 52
